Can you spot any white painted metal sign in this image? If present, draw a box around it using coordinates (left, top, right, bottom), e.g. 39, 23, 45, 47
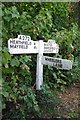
44, 40, 59, 53
42, 56, 73, 70
8, 35, 73, 90
8, 35, 38, 54
8, 35, 59, 54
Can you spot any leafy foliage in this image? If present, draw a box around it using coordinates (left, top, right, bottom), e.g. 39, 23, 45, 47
2, 2, 80, 119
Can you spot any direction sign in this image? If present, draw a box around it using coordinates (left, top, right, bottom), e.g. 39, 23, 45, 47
42, 56, 73, 70
8, 35, 59, 54
44, 40, 59, 53
8, 35, 38, 54
8, 35, 73, 90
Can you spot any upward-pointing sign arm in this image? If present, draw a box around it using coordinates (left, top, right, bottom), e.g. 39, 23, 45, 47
43, 40, 59, 53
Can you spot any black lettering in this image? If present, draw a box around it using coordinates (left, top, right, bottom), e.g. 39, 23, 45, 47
18, 45, 28, 49
52, 59, 54, 62
45, 58, 48, 61
15, 41, 28, 45
10, 45, 14, 48
14, 45, 18, 48
49, 58, 51, 61
10, 40, 15, 44
27, 36, 30, 41
44, 47, 50, 49
19, 36, 21, 39
57, 59, 60, 63
58, 64, 62, 68
29, 42, 32, 45
16, 41, 19, 44
34, 46, 37, 49
10, 44, 28, 49
51, 59, 55, 63
22, 36, 25, 40
59, 60, 62, 63
56, 59, 59, 63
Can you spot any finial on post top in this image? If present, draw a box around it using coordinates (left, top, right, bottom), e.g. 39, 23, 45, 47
36, 35, 45, 41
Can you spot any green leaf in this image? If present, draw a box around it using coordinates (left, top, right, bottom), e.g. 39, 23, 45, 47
11, 6, 19, 18
60, 74, 66, 78
20, 56, 29, 63
2, 51, 11, 64
2, 47, 9, 52
2, 89, 9, 98
10, 58, 20, 67
23, 56, 29, 62
27, 102, 32, 109
57, 79, 61, 84
60, 86, 65, 91
53, 73, 57, 79
4, 15, 11, 22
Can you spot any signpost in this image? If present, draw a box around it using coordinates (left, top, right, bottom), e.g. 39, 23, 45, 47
8, 35, 73, 90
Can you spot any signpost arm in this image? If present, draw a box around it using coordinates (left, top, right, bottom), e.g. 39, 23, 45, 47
36, 36, 44, 90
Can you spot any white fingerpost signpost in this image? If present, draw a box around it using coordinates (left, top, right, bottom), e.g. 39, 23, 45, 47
8, 35, 73, 90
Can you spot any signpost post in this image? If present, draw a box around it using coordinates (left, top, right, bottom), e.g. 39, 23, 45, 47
8, 35, 73, 90
36, 36, 44, 90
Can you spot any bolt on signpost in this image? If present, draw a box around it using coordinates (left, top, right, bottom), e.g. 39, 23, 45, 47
8, 35, 73, 90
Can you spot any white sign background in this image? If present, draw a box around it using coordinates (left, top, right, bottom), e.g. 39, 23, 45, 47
8, 38, 38, 54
